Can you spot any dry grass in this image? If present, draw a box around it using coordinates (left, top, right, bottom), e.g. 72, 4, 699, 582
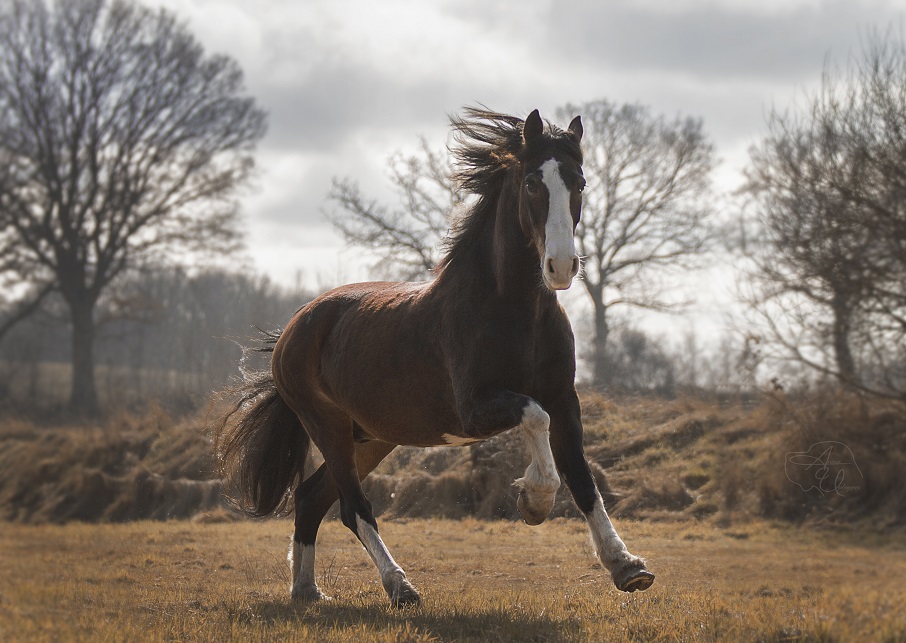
0, 407, 220, 523
1, 389, 904, 530
1, 518, 904, 642
576, 390, 906, 528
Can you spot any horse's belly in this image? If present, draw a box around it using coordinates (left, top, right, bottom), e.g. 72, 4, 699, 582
345, 396, 464, 447
323, 353, 462, 447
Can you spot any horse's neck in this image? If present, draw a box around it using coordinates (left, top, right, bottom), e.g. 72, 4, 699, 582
435, 188, 549, 312
491, 187, 544, 301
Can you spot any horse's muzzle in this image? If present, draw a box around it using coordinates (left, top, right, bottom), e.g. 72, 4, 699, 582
543, 254, 579, 290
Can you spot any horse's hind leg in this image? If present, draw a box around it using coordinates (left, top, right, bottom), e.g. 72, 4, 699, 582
296, 408, 419, 607
289, 439, 395, 601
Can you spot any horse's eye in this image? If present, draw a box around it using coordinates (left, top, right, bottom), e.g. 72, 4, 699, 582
576, 176, 586, 193
525, 176, 541, 196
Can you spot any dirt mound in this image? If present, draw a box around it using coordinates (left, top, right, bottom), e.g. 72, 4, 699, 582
751, 391, 906, 528
0, 407, 222, 524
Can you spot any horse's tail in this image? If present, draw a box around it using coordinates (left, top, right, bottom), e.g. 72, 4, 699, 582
213, 330, 310, 517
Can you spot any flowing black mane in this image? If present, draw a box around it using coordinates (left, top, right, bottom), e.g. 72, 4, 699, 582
449, 108, 526, 193
438, 107, 583, 272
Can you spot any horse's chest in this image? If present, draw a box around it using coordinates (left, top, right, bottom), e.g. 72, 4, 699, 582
479, 322, 549, 382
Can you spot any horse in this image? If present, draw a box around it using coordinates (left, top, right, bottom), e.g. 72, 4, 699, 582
214, 107, 655, 607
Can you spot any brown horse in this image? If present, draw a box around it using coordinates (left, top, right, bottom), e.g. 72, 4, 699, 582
215, 108, 655, 607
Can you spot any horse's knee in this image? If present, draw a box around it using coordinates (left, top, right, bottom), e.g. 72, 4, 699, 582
339, 495, 375, 537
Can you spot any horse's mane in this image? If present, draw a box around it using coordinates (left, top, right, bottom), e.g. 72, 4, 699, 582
449, 108, 526, 194
437, 107, 581, 272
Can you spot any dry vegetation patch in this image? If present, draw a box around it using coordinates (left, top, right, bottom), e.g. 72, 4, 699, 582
0, 389, 903, 531
0, 518, 904, 641
0, 406, 220, 523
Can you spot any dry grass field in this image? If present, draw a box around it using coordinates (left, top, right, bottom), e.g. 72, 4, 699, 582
1, 390, 903, 640
1, 517, 905, 642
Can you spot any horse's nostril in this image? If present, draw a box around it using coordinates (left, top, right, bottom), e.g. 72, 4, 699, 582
546, 258, 555, 274
571, 257, 579, 275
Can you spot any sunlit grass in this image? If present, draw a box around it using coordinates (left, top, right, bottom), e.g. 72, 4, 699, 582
1, 518, 904, 641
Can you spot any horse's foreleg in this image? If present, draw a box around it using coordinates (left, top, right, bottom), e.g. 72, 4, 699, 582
513, 401, 561, 525
462, 392, 561, 523
548, 394, 655, 593
289, 439, 396, 602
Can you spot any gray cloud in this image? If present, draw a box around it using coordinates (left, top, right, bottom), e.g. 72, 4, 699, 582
253, 58, 483, 154
544, 0, 903, 82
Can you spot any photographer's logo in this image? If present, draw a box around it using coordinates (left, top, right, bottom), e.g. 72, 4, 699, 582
785, 441, 863, 496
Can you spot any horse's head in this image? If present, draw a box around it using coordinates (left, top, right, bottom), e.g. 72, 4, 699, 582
518, 109, 584, 291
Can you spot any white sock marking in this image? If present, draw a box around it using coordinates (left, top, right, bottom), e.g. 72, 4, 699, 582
515, 401, 560, 495
355, 515, 406, 583
586, 493, 635, 571
289, 540, 317, 590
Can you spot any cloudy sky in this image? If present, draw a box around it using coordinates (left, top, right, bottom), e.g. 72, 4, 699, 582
153, 0, 903, 344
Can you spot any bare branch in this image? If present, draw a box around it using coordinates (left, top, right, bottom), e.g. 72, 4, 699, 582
0, 281, 55, 343
325, 141, 458, 281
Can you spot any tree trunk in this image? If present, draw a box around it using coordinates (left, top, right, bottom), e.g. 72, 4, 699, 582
831, 294, 858, 387
591, 296, 610, 387
69, 298, 100, 417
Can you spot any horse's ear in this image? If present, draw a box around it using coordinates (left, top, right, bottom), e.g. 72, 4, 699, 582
523, 109, 543, 145
568, 116, 583, 142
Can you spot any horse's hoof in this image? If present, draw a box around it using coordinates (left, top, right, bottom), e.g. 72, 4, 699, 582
291, 583, 332, 602
613, 566, 655, 593
516, 487, 553, 526
385, 575, 421, 608
392, 585, 421, 608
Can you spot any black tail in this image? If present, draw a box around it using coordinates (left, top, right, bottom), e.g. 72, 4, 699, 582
213, 330, 310, 517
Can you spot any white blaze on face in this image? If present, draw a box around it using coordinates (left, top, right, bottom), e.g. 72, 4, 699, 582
539, 159, 578, 290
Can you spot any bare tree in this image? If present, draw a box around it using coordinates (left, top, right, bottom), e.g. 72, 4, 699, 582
326, 137, 461, 281
556, 100, 715, 385
0, 0, 266, 416
744, 30, 906, 400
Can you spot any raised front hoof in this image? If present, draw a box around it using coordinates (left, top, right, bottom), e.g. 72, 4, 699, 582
516, 488, 552, 526
291, 583, 332, 602
383, 574, 421, 608
613, 566, 655, 593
